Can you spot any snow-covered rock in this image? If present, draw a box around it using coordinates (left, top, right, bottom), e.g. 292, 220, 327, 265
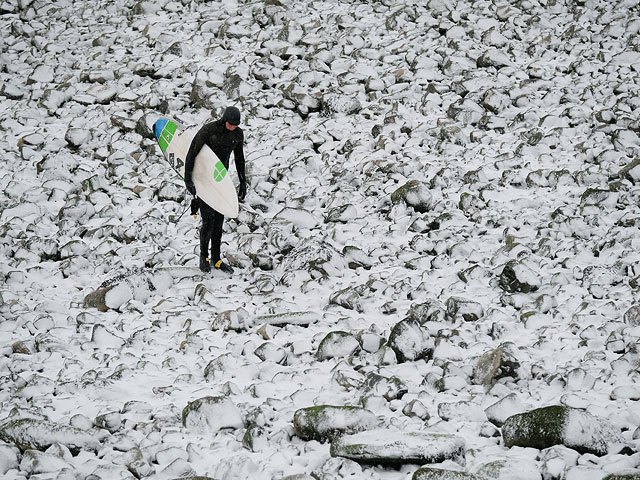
502, 406, 624, 456
293, 405, 378, 442
330, 430, 465, 465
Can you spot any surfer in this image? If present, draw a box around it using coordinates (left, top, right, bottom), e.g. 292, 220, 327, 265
184, 106, 247, 273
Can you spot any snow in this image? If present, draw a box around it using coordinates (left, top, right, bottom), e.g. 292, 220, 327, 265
1, 0, 640, 478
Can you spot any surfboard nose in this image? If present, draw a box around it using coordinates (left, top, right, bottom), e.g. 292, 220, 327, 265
154, 118, 168, 140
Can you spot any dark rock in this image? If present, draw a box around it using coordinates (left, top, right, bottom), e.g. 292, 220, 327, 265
413, 467, 484, 480
387, 318, 434, 363
316, 331, 360, 360
0, 418, 99, 453
330, 430, 465, 465
624, 306, 640, 326
499, 260, 540, 294
473, 344, 520, 387
502, 406, 623, 456
293, 405, 377, 442
391, 180, 433, 213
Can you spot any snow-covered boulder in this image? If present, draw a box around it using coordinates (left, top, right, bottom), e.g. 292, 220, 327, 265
0, 444, 19, 475
472, 344, 520, 387
474, 459, 541, 480
293, 405, 378, 442
413, 467, 484, 480
182, 396, 244, 434
502, 406, 624, 456
316, 331, 360, 360
624, 306, 640, 326
498, 260, 541, 294
446, 297, 484, 322
484, 393, 526, 427
387, 318, 434, 363
330, 430, 465, 465
0, 418, 100, 453
391, 180, 433, 213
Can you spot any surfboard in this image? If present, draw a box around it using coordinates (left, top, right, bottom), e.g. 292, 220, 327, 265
153, 117, 239, 218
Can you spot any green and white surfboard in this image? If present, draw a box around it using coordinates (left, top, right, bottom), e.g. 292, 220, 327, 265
154, 118, 239, 218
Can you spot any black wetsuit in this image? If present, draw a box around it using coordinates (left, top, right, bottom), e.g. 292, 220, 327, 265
184, 119, 246, 264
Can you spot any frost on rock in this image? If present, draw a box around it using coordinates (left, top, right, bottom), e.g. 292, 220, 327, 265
293, 405, 378, 442
502, 406, 623, 456
472, 344, 520, 387
387, 318, 434, 363
484, 393, 525, 427
182, 396, 244, 433
316, 331, 360, 360
0, 444, 19, 475
498, 260, 541, 294
474, 459, 542, 480
0, 418, 100, 454
413, 467, 485, 480
391, 180, 434, 213
624, 305, 640, 326
445, 297, 484, 322
601, 473, 640, 480
330, 430, 465, 466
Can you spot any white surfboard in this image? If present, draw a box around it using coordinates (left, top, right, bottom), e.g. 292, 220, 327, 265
154, 117, 239, 218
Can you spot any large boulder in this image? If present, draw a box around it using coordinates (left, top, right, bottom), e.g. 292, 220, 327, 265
387, 318, 434, 363
472, 344, 520, 387
624, 306, 640, 326
446, 297, 484, 322
182, 397, 243, 433
602, 473, 640, 480
330, 430, 464, 465
316, 331, 360, 360
413, 468, 484, 480
391, 180, 433, 213
502, 406, 623, 456
293, 405, 378, 442
499, 260, 540, 294
0, 418, 100, 453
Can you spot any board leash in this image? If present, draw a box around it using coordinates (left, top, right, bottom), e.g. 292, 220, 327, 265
171, 201, 191, 224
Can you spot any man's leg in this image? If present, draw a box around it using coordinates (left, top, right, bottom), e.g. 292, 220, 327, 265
199, 202, 216, 272
211, 211, 234, 273
211, 211, 224, 263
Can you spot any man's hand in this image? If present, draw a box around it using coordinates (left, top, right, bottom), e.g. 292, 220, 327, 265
185, 178, 196, 195
238, 182, 247, 202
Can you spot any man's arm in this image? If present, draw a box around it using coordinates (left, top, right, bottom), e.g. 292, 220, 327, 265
184, 124, 211, 194
234, 131, 247, 201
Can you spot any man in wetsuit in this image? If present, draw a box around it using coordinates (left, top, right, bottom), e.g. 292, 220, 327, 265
184, 106, 246, 273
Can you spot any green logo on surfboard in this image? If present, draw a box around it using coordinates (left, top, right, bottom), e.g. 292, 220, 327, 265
159, 122, 177, 153
213, 161, 227, 182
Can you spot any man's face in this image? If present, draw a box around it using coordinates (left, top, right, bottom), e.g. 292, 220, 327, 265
225, 122, 238, 131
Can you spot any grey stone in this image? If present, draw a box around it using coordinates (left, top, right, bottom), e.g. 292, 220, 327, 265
293, 405, 377, 442
624, 306, 640, 326
446, 297, 484, 322
329, 287, 363, 312
182, 396, 243, 433
391, 180, 433, 213
413, 467, 485, 480
0, 418, 100, 453
387, 318, 434, 363
499, 260, 540, 294
316, 331, 360, 360
330, 430, 465, 465
485, 393, 525, 427
473, 344, 520, 387
502, 406, 623, 456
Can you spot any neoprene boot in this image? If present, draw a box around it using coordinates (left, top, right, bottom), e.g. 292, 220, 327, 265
199, 255, 211, 273
212, 259, 234, 274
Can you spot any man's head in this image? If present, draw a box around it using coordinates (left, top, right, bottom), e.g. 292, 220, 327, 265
222, 106, 241, 131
